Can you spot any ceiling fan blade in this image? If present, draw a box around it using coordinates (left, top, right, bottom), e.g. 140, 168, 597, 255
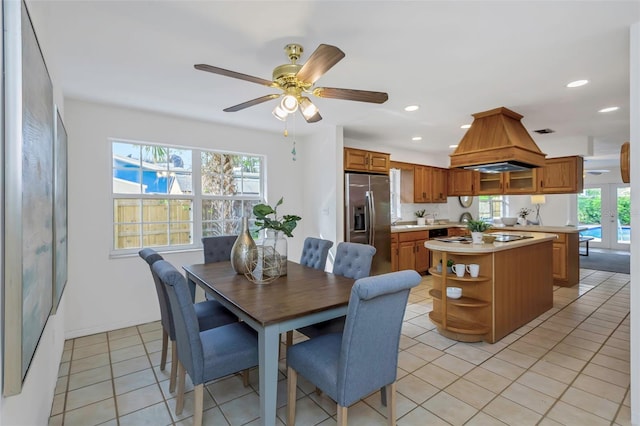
223, 94, 281, 112
194, 64, 276, 88
301, 110, 322, 123
313, 87, 389, 104
295, 44, 345, 85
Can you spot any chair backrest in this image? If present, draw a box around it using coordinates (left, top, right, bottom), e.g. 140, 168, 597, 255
299, 237, 334, 270
202, 235, 238, 264
152, 260, 205, 384
332, 242, 376, 280
139, 249, 174, 338
337, 270, 421, 407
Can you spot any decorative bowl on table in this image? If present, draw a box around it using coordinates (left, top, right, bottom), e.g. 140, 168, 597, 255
446, 287, 462, 299
501, 217, 518, 226
482, 234, 497, 244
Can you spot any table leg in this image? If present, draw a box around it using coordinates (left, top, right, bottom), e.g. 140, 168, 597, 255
259, 324, 280, 426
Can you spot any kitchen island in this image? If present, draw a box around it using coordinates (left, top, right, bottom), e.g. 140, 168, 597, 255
425, 232, 556, 343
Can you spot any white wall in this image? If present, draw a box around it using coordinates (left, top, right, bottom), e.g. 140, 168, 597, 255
63, 99, 306, 338
629, 21, 639, 426
301, 126, 343, 268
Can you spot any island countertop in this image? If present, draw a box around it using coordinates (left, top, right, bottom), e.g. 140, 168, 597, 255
424, 231, 557, 253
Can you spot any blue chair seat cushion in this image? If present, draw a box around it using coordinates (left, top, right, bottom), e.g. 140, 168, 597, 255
200, 322, 259, 384
298, 317, 345, 339
194, 300, 238, 331
287, 333, 342, 401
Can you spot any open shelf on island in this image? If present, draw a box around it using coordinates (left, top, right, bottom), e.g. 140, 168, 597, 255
429, 289, 490, 308
428, 267, 489, 282
428, 311, 490, 335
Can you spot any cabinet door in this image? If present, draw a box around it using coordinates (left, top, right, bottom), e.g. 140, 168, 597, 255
413, 166, 428, 202
431, 168, 448, 202
448, 169, 477, 196
477, 172, 503, 194
552, 242, 567, 280
391, 241, 399, 272
539, 156, 584, 194
368, 152, 390, 173
504, 169, 537, 194
415, 240, 430, 273
398, 241, 416, 271
344, 148, 368, 172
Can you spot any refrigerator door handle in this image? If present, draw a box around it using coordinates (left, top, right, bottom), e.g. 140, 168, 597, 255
366, 190, 376, 246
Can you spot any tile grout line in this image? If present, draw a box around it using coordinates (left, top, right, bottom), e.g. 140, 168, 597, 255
105, 332, 122, 426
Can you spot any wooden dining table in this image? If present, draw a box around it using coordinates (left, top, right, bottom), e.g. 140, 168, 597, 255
182, 260, 355, 426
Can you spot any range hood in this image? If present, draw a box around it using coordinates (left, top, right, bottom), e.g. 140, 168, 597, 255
449, 107, 546, 172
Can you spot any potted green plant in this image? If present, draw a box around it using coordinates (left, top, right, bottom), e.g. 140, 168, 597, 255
253, 197, 301, 277
437, 258, 455, 273
415, 209, 427, 225
518, 207, 533, 225
467, 220, 491, 244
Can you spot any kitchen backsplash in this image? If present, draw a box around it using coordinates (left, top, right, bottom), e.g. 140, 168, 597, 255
399, 203, 449, 223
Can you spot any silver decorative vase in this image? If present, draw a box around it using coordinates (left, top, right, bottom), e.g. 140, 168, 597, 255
230, 217, 257, 274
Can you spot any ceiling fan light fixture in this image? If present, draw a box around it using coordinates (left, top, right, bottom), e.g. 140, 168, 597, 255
281, 95, 299, 113
300, 97, 319, 119
272, 105, 288, 121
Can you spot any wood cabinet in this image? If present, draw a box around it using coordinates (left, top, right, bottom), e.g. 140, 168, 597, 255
392, 230, 430, 273
550, 232, 579, 286
477, 169, 538, 195
448, 227, 469, 237
538, 156, 583, 194
414, 165, 448, 203
427, 239, 553, 343
344, 148, 390, 174
448, 169, 477, 196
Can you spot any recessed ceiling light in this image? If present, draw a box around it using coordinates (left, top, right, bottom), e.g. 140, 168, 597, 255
404, 105, 419, 112
598, 106, 619, 113
412, 136, 422, 141
460, 124, 471, 129
449, 145, 458, 149
566, 79, 589, 88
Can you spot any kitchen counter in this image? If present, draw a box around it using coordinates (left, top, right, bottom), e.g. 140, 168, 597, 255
427, 231, 554, 343
392, 223, 467, 233
424, 231, 557, 253
491, 224, 586, 233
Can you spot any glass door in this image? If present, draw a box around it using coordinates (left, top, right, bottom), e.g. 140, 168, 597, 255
578, 184, 630, 250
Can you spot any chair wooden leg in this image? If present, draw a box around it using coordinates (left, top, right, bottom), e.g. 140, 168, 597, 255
193, 383, 204, 426
337, 405, 347, 426
169, 342, 178, 393
242, 370, 250, 387
386, 382, 397, 426
287, 367, 297, 426
286, 330, 293, 347
176, 361, 186, 415
160, 330, 168, 371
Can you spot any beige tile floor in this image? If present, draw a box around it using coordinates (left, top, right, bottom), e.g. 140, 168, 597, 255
49, 267, 631, 425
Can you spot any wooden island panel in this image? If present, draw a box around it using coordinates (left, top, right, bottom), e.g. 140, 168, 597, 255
426, 233, 554, 343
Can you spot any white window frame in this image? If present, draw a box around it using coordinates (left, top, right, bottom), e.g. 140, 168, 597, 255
478, 195, 507, 222
110, 138, 264, 256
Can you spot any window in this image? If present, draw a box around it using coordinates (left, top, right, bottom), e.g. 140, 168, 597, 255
478, 195, 505, 221
112, 140, 264, 253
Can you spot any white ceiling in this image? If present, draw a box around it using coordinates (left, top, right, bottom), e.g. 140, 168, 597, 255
28, 1, 639, 170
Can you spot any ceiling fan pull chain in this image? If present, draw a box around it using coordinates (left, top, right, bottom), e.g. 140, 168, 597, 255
291, 116, 297, 161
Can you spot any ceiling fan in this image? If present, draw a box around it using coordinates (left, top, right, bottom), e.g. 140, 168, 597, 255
194, 43, 389, 123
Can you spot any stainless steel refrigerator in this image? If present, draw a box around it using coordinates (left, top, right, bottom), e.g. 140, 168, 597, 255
345, 173, 391, 276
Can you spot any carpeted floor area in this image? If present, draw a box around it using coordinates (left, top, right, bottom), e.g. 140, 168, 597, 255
580, 249, 630, 274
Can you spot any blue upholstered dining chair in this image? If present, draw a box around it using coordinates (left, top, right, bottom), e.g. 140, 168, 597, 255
202, 235, 237, 263
153, 259, 259, 426
201, 235, 238, 301
283, 237, 335, 347
297, 242, 376, 339
286, 270, 421, 426
299, 237, 334, 270
138, 248, 238, 393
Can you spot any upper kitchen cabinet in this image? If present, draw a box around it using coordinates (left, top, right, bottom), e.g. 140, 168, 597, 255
414, 165, 448, 203
344, 148, 390, 174
538, 156, 584, 194
477, 169, 538, 195
448, 168, 477, 196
